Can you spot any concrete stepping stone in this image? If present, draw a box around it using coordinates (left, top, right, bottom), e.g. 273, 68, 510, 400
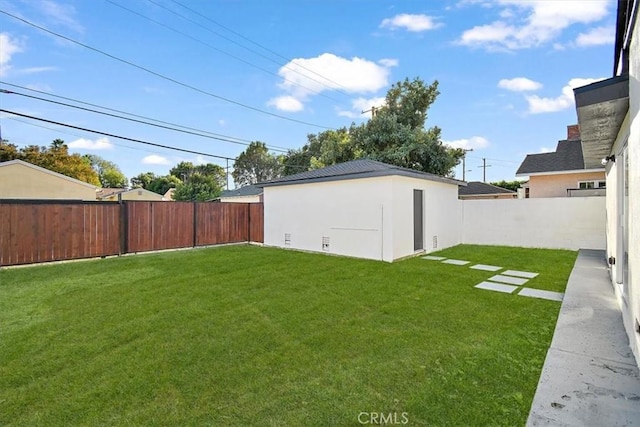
441, 259, 470, 265
518, 288, 564, 302
470, 264, 502, 272
502, 270, 538, 279
422, 256, 446, 261
488, 274, 529, 286
475, 281, 519, 294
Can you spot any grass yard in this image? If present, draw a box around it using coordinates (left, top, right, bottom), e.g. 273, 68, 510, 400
0, 244, 577, 426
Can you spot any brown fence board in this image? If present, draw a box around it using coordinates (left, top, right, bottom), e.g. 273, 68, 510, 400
196, 203, 249, 246
249, 203, 264, 243
0, 202, 121, 266
126, 202, 195, 253
1, 200, 263, 266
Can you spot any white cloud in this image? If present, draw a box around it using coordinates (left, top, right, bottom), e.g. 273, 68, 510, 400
378, 58, 399, 67
498, 77, 543, 92
19, 66, 58, 74
337, 96, 386, 119
267, 95, 304, 112
539, 147, 553, 153
459, 0, 610, 50
39, 0, 84, 33
526, 77, 604, 114
68, 137, 113, 150
269, 53, 395, 112
576, 26, 615, 46
0, 33, 23, 77
218, 119, 226, 126
142, 155, 170, 165
380, 14, 442, 32
444, 136, 490, 150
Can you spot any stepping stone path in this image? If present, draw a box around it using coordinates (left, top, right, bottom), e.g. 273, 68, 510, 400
421, 256, 562, 302
441, 259, 470, 265
470, 264, 502, 272
475, 281, 518, 294
518, 287, 564, 302
488, 274, 529, 286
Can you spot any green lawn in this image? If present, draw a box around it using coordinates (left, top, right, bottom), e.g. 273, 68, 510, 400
0, 244, 577, 426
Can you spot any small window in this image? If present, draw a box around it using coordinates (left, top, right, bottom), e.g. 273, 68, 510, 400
579, 180, 605, 189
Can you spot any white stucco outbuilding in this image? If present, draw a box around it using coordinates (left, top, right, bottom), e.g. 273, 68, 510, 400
260, 159, 465, 262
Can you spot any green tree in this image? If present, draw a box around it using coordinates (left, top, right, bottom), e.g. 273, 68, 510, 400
349, 77, 463, 176
282, 77, 463, 177
2, 139, 100, 185
232, 141, 283, 186
130, 172, 157, 189
172, 173, 222, 201
148, 175, 181, 195
490, 180, 524, 192
84, 155, 127, 188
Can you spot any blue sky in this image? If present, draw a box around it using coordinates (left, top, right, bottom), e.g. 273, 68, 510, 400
0, 0, 615, 186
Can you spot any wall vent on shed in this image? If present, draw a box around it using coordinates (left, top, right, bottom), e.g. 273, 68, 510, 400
432, 236, 438, 249
284, 233, 291, 245
322, 236, 330, 251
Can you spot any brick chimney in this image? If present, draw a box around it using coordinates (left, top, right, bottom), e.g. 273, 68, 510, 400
567, 124, 580, 140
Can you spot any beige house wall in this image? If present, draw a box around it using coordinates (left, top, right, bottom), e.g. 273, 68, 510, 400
0, 162, 97, 200
529, 171, 605, 198
101, 189, 164, 201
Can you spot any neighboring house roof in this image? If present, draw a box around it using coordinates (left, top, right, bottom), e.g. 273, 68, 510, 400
96, 188, 124, 198
516, 139, 603, 176
458, 181, 517, 196
259, 159, 465, 187
96, 188, 162, 200
219, 185, 263, 197
163, 188, 175, 200
0, 159, 98, 189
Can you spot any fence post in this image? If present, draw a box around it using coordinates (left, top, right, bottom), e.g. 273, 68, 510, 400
193, 201, 198, 248
119, 200, 128, 255
247, 203, 251, 243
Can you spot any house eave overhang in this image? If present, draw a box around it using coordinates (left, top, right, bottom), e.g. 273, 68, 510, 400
574, 75, 629, 169
259, 169, 466, 188
515, 168, 605, 178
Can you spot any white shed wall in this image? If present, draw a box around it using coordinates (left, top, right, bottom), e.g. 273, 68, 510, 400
460, 197, 606, 250
390, 176, 462, 258
263, 177, 393, 261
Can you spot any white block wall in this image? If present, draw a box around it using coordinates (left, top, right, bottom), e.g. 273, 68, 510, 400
460, 197, 606, 250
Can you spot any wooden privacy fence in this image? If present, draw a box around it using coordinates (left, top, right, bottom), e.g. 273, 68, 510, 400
0, 200, 264, 267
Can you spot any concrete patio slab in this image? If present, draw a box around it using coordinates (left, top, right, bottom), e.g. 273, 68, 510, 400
475, 281, 519, 294
502, 270, 539, 279
470, 264, 502, 271
422, 256, 446, 261
518, 287, 564, 302
527, 249, 640, 426
488, 274, 529, 286
441, 259, 469, 265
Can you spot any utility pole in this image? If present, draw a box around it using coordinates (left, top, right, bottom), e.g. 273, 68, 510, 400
462, 148, 473, 181
361, 106, 379, 118
226, 158, 230, 190
478, 158, 492, 183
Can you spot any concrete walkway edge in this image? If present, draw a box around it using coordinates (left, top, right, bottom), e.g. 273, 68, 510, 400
527, 249, 640, 426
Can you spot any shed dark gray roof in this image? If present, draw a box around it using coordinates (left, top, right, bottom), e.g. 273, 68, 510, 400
258, 159, 465, 187
220, 185, 263, 197
516, 139, 598, 175
458, 181, 517, 196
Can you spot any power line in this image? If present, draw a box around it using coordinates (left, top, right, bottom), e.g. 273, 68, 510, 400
1, 110, 315, 171
1, 87, 290, 153
0, 81, 291, 152
0, 9, 334, 130
105, 0, 342, 103
168, 0, 353, 95
1, 109, 236, 162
